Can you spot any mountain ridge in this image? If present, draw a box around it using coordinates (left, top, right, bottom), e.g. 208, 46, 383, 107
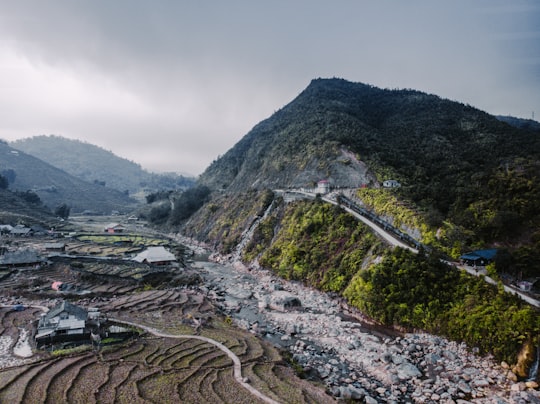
198, 78, 539, 215
11, 135, 196, 200
0, 140, 137, 214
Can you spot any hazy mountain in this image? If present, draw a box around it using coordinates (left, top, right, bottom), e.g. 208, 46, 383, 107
496, 115, 540, 131
0, 140, 137, 214
11, 135, 195, 200
0, 187, 57, 227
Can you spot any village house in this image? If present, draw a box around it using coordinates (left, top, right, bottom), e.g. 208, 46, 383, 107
317, 179, 330, 194
35, 301, 133, 348
460, 249, 498, 267
0, 249, 46, 268
0, 224, 13, 234
43, 242, 66, 254
104, 223, 126, 233
35, 300, 89, 346
10, 225, 32, 237
132, 246, 177, 266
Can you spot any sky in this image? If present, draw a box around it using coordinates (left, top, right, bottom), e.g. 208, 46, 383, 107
0, 1, 539, 176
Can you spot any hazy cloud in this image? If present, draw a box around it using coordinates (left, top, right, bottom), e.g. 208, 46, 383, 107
0, 1, 538, 175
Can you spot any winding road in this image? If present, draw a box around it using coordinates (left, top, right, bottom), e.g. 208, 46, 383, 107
278, 189, 540, 308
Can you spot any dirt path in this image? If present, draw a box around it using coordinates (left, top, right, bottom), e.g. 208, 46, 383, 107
111, 317, 281, 404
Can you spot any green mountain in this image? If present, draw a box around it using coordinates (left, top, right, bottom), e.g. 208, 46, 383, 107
0, 140, 137, 214
181, 78, 540, 367
11, 135, 195, 200
197, 78, 540, 248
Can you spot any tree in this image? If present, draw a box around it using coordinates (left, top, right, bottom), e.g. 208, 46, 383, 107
15, 190, 42, 205
55, 204, 71, 219
169, 185, 211, 225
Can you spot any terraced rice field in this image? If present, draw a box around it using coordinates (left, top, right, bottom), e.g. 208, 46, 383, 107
0, 289, 334, 403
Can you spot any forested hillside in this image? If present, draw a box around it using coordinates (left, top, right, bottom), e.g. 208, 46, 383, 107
171, 78, 540, 372
194, 78, 540, 271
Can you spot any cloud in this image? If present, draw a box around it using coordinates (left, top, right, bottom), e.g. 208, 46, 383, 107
0, 1, 538, 174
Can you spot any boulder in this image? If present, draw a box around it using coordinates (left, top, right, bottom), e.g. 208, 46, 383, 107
268, 291, 301, 312
396, 362, 422, 380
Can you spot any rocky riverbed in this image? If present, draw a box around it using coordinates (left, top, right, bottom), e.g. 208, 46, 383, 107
193, 253, 540, 403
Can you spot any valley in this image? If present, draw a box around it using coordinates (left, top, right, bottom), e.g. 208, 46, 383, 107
0, 215, 539, 403
1, 77, 539, 403
0, 215, 332, 403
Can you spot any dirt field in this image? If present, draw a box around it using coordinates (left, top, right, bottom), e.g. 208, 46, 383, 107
0, 217, 334, 403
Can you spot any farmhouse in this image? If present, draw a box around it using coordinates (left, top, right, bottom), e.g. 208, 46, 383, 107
10, 225, 32, 237
35, 300, 134, 348
317, 179, 330, 194
0, 249, 45, 268
460, 249, 498, 267
43, 242, 66, 253
104, 223, 126, 233
132, 246, 177, 266
35, 300, 88, 345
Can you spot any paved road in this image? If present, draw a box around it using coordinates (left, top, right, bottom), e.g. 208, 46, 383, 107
278, 189, 540, 308
457, 265, 540, 308
279, 189, 417, 252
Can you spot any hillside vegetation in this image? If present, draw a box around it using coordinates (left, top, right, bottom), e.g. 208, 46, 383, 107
172, 78, 540, 370
194, 78, 540, 272
182, 190, 539, 368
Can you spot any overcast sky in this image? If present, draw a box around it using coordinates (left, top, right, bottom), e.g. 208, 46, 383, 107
0, 1, 539, 175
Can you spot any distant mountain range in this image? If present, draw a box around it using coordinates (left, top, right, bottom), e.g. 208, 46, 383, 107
0, 140, 137, 215
12, 135, 195, 200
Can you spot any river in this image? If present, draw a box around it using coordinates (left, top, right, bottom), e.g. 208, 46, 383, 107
189, 253, 539, 402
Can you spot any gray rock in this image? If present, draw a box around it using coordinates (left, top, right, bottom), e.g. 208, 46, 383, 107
364, 395, 378, 404
457, 380, 472, 394
268, 291, 301, 312
425, 353, 441, 364
396, 362, 422, 380
339, 385, 366, 400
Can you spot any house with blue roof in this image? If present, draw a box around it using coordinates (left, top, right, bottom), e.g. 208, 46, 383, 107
460, 249, 498, 267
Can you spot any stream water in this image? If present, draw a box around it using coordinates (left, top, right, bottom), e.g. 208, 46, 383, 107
528, 346, 540, 382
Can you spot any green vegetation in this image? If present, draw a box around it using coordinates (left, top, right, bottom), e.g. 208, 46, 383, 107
183, 187, 540, 364
77, 234, 168, 246
169, 185, 211, 225
51, 344, 92, 356
258, 199, 383, 292
54, 203, 71, 219
0, 174, 7, 189
343, 247, 539, 363
12, 135, 195, 196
